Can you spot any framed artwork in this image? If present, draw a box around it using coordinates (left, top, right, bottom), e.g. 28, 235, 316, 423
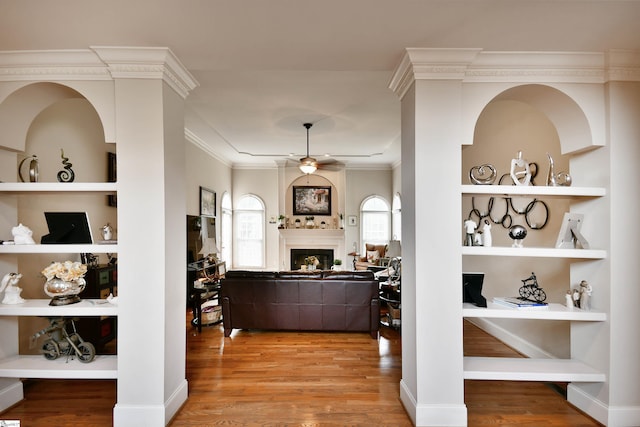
199, 186, 216, 217
107, 152, 117, 207
293, 185, 331, 216
348, 215, 357, 226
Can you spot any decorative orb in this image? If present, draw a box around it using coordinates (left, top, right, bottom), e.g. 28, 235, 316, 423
509, 225, 527, 241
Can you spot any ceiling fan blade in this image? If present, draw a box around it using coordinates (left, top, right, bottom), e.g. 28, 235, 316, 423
316, 158, 344, 171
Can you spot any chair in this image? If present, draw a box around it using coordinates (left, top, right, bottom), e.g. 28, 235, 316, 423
354, 243, 388, 270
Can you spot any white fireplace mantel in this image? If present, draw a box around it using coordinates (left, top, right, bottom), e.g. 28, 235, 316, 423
279, 229, 345, 271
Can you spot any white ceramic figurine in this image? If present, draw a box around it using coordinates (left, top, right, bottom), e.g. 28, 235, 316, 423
11, 223, 36, 244
0, 272, 26, 304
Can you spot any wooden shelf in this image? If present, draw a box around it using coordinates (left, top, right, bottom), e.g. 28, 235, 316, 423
0, 299, 117, 317
461, 185, 606, 198
0, 355, 117, 379
463, 302, 606, 321
0, 244, 117, 254
0, 182, 117, 193
462, 246, 606, 259
464, 357, 605, 382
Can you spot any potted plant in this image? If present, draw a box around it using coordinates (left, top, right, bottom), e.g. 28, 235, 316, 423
332, 259, 343, 271
278, 214, 285, 229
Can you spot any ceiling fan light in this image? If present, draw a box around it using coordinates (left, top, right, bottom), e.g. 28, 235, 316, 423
299, 156, 317, 174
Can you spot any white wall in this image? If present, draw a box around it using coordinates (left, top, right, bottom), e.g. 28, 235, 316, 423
185, 143, 232, 218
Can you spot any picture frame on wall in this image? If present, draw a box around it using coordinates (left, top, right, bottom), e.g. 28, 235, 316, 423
293, 185, 331, 216
199, 186, 216, 217
107, 152, 117, 207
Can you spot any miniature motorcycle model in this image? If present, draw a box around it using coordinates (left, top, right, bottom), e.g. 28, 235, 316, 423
31, 317, 96, 363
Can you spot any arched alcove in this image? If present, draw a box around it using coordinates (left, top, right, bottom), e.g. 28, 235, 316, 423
0, 81, 114, 152
0, 82, 110, 153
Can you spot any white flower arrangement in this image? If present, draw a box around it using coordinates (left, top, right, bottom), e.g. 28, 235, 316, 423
304, 256, 320, 267
41, 261, 87, 282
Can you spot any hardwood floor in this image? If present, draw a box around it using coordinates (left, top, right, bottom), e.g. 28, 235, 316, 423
0, 314, 602, 426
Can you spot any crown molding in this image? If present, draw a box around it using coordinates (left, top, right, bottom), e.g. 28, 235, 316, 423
185, 128, 232, 167
606, 49, 640, 82
388, 48, 482, 99
390, 49, 640, 96
0, 47, 200, 97
91, 46, 199, 98
0, 49, 110, 81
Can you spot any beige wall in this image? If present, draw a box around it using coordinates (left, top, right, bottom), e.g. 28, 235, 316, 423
462, 99, 572, 358
14, 97, 116, 353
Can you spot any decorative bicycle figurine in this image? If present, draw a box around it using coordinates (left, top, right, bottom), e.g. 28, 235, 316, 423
31, 317, 96, 363
518, 272, 547, 302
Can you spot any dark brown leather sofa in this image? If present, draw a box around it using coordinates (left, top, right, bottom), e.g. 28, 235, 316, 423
220, 270, 380, 338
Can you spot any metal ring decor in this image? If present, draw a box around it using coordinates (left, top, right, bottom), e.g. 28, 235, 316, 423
469, 164, 497, 185
524, 199, 549, 230
468, 196, 548, 231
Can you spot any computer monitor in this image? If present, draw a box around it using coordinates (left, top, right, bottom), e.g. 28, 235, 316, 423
41, 212, 93, 244
463, 272, 487, 307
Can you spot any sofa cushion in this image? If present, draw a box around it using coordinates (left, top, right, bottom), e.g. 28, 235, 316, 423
277, 271, 323, 279
322, 270, 375, 280
225, 270, 278, 279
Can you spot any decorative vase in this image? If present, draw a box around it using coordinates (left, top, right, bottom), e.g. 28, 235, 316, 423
44, 278, 86, 306
306, 220, 314, 229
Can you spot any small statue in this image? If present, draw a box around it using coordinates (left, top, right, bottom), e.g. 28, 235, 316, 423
101, 223, 114, 241
0, 273, 26, 304
510, 151, 532, 186
579, 280, 592, 310
565, 290, 574, 309
482, 220, 492, 247
464, 219, 477, 246
518, 272, 546, 302
546, 153, 572, 187
12, 223, 36, 244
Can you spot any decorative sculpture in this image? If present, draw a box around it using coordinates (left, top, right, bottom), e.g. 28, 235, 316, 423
30, 317, 95, 363
508, 225, 527, 248
518, 272, 546, 302
546, 153, 572, 186
464, 218, 477, 246
11, 223, 36, 244
469, 164, 497, 185
57, 148, 75, 182
509, 151, 532, 186
18, 154, 39, 182
0, 273, 25, 304
482, 220, 492, 247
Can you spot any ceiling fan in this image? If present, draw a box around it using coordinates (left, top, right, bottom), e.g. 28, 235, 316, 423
296, 123, 342, 174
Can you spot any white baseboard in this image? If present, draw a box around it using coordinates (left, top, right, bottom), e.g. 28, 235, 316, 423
400, 379, 467, 426
113, 379, 188, 427
0, 379, 23, 412
569, 385, 640, 427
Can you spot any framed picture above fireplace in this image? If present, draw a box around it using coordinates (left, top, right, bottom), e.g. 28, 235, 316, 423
293, 185, 332, 216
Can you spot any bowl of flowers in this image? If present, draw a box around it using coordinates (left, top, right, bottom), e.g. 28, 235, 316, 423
41, 261, 88, 306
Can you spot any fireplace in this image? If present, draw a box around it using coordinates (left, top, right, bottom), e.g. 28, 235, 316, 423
291, 249, 333, 270
278, 229, 345, 272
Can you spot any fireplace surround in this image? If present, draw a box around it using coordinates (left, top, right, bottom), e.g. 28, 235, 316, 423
279, 229, 345, 271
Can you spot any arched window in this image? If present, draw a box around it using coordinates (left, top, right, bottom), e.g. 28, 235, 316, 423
220, 192, 232, 265
234, 194, 265, 268
392, 192, 402, 241
360, 196, 390, 246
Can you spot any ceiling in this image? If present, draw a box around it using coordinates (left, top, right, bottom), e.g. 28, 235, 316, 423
1, 1, 639, 169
